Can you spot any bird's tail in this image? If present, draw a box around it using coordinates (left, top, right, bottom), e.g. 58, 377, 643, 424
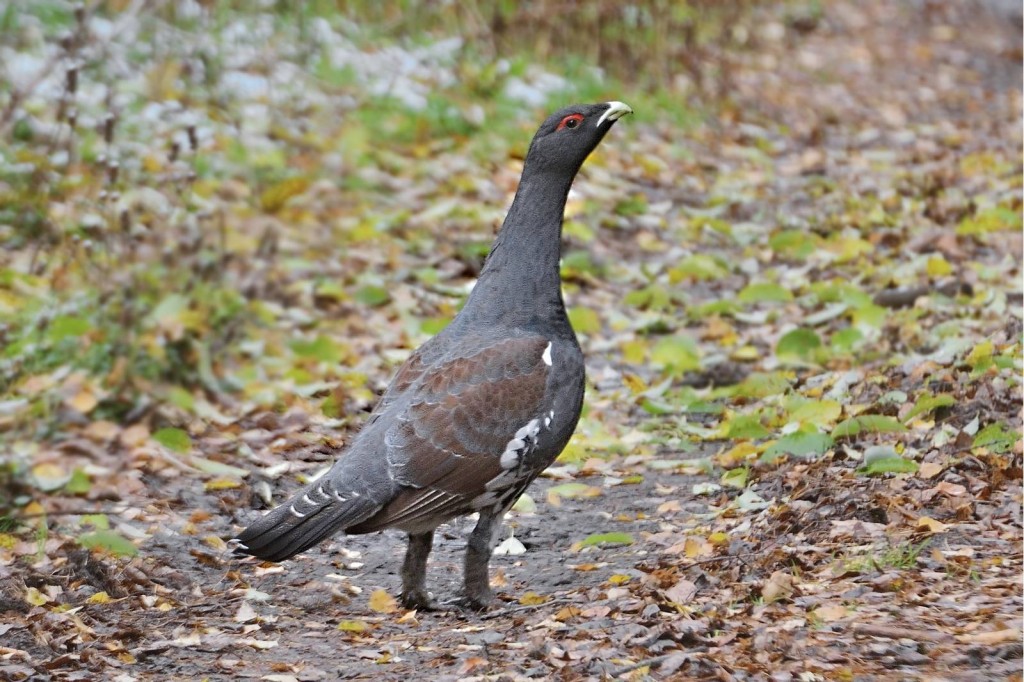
233, 477, 382, 562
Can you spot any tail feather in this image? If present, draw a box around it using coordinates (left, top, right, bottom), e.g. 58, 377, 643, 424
234, 480, 381, 562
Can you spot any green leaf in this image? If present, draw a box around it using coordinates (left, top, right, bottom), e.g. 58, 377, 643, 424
721, 467, 748, 489
738, 282, 793, 304
47, 315, 93, 342
762, 432, 834, 462
972, 423, 1019, 453
903, 393, 955, 423
78, 530, 138, 557
167, 386, 195, 411
669, 254, 728, 282
148, 294, 190, 326
152, 427, 192, 453
769, 230, 818, 259
651, 336, 700, 375
614, 194, 648, 217
723, 414, 770, 440
354, 285, 390, 307
64, 468, 91, 495
857, 457, 919, 476
956, 205, 1022, 235
776, 328, 822, 361
735, 372, 792, 399
576, 532, 634, 548
191, 456, 249, 479
831, 327, 863, 352
789, 400, 842, 427
290, 335, 345, 363
832, 415, 907, 439
568, 307, 601, 334
82, 514, 110, 530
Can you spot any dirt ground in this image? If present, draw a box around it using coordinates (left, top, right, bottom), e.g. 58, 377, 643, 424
1, 0, 1021, 680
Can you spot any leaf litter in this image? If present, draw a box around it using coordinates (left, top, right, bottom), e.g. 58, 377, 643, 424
1, 1, 1021, 681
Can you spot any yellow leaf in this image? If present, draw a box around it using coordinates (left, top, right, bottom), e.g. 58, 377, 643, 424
204, 478, 242, 491
260, 177, 311, 213
730, 345, 761, 361
25, 587, 50, 606
925, 256, 953, 277
31, 462, 70, 491
916, 516, 948, 534
86, 591, 113, 604
203, 535, 227, 550
717, 442, 759, 467
607, 574, 631, 585
622, 373, 647, 395
66, 387, 99, 414
337, 619, 369, 632
554, 606, 581, 621
367, 589, 398, 614
0, 533, 16, 550
708, 532, 729, 546
684, 537, 714, 559
621, 339, 647, 364
518, 591, 548, 606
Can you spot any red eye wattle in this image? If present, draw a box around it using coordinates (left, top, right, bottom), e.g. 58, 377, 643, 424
556, 114, 584, 131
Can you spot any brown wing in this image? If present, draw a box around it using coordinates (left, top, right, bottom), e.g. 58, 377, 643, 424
351, 335, 550, 532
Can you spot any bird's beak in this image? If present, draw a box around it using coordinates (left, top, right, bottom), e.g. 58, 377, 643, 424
597, 101, 633, 127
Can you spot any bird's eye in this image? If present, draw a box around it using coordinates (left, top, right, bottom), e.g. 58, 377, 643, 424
556, 114, 584, 131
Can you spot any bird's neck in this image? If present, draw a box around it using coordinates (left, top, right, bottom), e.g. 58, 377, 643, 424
463, 172, 574, 326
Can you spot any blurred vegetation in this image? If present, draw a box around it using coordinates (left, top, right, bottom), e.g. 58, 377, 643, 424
0, 0, 760, 516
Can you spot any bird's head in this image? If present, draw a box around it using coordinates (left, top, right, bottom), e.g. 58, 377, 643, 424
523, 101, 633, 178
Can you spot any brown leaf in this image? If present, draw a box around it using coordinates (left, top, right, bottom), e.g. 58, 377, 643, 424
956, 629, 1019, 645
761, 570, 796, 603
663, 579, 698, 604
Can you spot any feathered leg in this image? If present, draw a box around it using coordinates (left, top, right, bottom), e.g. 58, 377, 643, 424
462, 512, 498, 609
400, 531, 435, 610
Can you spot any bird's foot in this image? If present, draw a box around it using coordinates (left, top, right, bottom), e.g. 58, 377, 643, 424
445, 589, 494, 612
400, 589, 438, 611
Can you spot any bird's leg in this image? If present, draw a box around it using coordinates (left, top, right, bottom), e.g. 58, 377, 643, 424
462, 512, 498, 610
400, 531, 435, 610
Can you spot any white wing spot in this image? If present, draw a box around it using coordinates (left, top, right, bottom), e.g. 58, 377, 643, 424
289, 504, 306, 519
542, 342, 553, 366
515, 419, 540, 439
500, 449, 520, 469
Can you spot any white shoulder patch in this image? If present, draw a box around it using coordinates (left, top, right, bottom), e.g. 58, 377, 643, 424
542, 342, 552, 367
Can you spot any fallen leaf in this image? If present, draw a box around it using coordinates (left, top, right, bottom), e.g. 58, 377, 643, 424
518, 591, 548, 605
762, 570, 796, 603
956, 629, 1019, 645
916, 516, 949, 533
663, 579, 698, 604
337, 620, 369, 632
813, 603, 848, 622
367, 589, 398, 614
234, 601, 258, 623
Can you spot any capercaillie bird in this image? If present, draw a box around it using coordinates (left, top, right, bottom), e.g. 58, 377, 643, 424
233, 101, 632, 609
